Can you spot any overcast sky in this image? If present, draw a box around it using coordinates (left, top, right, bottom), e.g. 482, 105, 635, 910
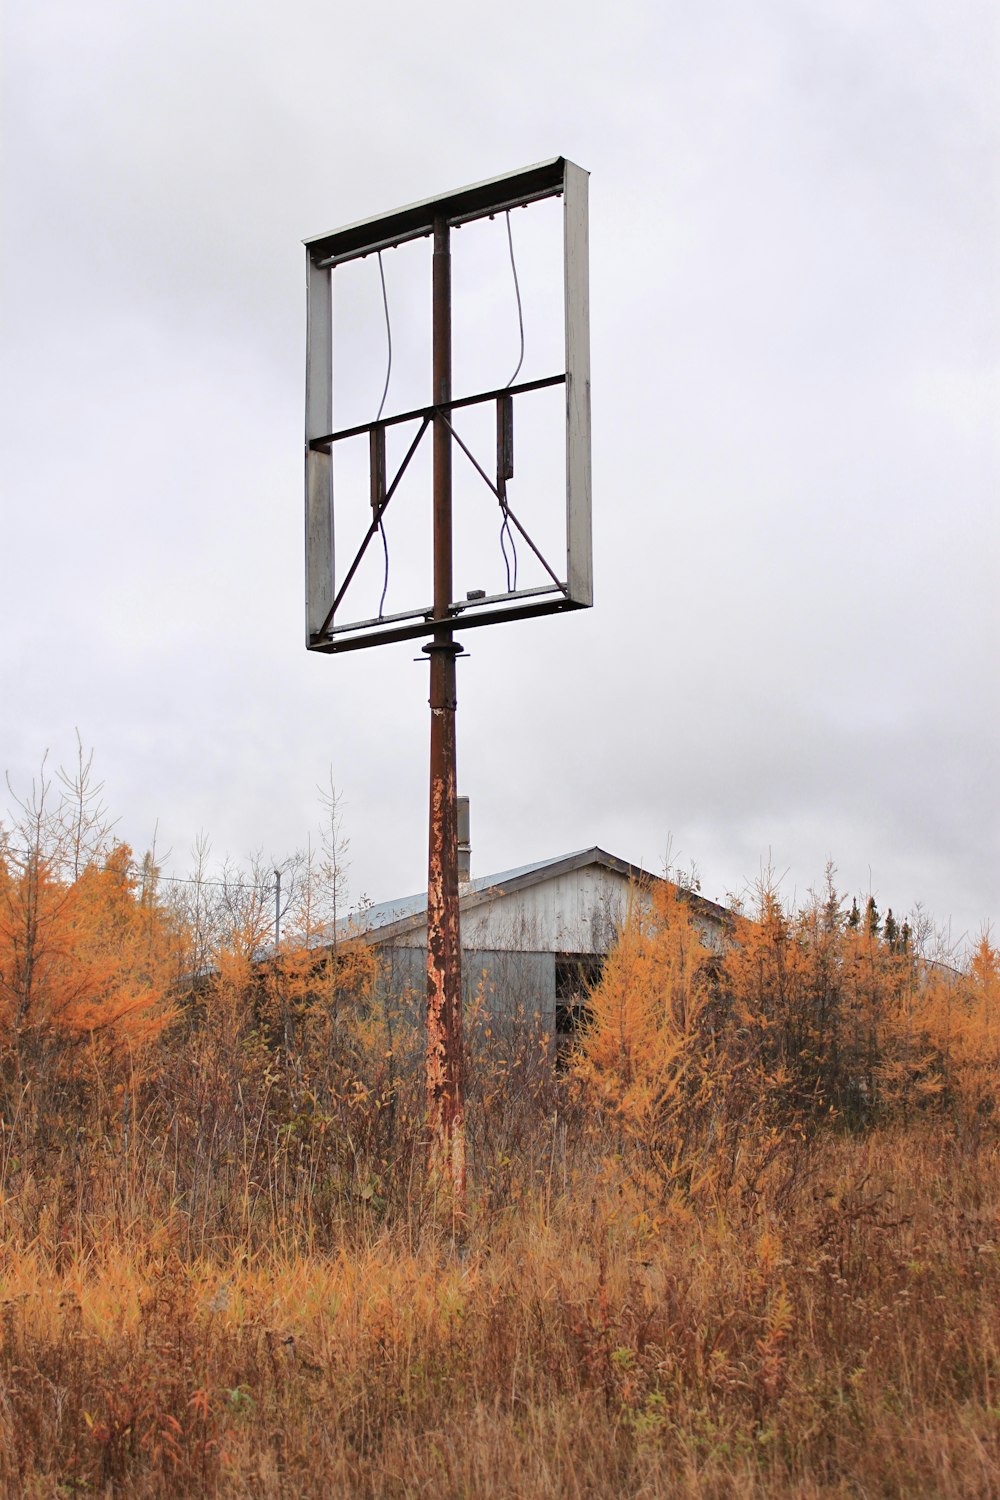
2, 0, 997, 952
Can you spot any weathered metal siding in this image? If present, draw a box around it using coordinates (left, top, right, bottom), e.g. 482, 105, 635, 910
390, 865, 629, 954
378, 945, 556, 1030
465, 949, 557, 1030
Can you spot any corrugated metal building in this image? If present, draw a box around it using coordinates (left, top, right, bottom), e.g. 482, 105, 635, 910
349, 847, 731, 1043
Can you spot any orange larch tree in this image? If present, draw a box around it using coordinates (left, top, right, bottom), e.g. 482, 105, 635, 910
0, 762, 181, 1086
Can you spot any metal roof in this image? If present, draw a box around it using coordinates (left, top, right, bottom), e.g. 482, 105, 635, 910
340, 847, 731, 946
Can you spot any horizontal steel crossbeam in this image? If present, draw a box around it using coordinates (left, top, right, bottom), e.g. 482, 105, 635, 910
308, 374, 565, 451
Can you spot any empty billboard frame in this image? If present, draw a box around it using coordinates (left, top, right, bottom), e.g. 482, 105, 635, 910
304, 157, 591, 654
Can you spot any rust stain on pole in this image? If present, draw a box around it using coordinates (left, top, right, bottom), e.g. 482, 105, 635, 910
425, 214, 466, 1218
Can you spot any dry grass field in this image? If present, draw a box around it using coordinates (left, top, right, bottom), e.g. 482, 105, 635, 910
0, 1120, 997, 1497
1, 772, 998, 1495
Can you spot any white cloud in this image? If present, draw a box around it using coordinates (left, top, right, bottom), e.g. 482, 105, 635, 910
1, 0, 996, 946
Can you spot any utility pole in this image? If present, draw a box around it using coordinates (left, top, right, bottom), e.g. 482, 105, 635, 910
303, 159, 592, 1224
423, 214, 465, 1216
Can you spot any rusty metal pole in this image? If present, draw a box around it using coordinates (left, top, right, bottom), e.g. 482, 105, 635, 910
424, 215, 465, 1216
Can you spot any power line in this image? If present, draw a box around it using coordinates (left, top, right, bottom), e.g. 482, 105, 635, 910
0, 846, 280, 893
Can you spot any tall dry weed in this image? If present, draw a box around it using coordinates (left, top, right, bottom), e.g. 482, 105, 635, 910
1, 757, 998, 1494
